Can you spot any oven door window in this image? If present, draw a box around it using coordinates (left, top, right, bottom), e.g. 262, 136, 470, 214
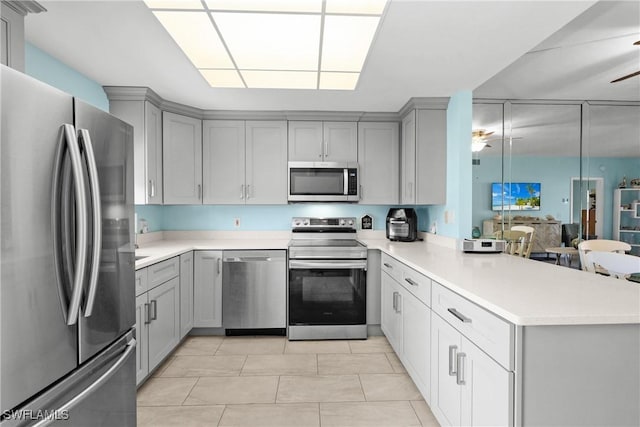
289, 168, 345, 195
289, 267, 366, 325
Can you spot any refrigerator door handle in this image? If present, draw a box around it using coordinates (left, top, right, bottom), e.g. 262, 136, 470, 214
52, 124, 89, 326
78, 129, 102, 318
31, 336, 136, 427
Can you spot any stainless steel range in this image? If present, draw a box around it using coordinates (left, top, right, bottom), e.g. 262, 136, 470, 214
288, 217, 367, 340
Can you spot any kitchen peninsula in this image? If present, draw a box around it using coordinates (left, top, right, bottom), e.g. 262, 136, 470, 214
136, 232, 640, 427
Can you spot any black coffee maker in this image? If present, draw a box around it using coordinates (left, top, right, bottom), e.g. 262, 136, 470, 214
386, 208, 418, 242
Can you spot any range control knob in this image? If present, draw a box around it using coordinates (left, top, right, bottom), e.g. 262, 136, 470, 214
339, 219, 346, 226
347, 219, 354, 226
303, 220, 309, 225
294, 220, 301, 226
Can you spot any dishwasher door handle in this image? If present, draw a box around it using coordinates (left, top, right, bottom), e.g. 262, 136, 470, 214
224, 256, 272, 262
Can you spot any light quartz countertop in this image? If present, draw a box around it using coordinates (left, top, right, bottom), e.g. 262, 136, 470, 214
136, 232, 640, 327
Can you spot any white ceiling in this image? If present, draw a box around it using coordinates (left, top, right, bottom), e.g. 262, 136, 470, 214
474, 0, 640, 101
25, 0, 598, 112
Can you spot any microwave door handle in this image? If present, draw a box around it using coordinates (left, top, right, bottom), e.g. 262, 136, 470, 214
344, 169, 348, 195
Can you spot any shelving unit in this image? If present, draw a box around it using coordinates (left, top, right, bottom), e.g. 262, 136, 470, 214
613, 188, 640, 256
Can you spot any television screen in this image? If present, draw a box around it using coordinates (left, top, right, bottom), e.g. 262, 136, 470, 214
492, 182, 541, 211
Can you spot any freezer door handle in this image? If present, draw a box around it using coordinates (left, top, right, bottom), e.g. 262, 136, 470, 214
78, 129, 102, 318
51, 124, 89, 326
31, 336, 136, 427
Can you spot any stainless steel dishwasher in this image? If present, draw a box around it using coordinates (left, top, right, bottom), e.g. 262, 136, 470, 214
222, 250, 287, 334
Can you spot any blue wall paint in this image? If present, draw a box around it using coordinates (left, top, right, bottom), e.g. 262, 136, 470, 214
472, 155, 640, 239
425, 91, 473, 239
138, 204, 400, 231
24, 43, 109, 111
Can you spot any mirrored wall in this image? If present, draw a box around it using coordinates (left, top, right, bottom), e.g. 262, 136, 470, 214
472, 101, 640, 255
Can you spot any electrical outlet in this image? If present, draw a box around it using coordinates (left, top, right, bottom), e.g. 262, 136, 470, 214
444, 210, 455, 224
234, 218, 241, 228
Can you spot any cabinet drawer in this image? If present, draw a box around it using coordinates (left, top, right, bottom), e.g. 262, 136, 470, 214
432, 282, 514, 370
147, 257, 180, 289
381, 253, 403, 283
135, 268, 148, 297
401, 267, 431, 307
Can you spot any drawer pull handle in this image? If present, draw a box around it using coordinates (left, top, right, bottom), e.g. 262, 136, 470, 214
448, 308, 472, 323
383, 263, 393, 269
456, 353, 466, 385
448, 345, 458, 376
405, 278, 418, 286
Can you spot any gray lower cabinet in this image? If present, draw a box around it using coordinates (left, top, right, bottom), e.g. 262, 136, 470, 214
431, 312, 511, 426
179, 252, 194, 339
135, 257, 181, 386
193, 251, 223, 327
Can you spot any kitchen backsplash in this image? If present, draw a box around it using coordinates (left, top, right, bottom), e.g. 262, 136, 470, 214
135, 204, 420, 232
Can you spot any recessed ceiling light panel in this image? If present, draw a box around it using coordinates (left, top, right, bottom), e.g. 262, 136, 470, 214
213, 12, 320, 70
205, 0, 322, 13
319, 72, 360, 90
241, 70, 317, 89
325, 0, 387, 15
200, 69, 245, 88
144, 0, 203, 10
146, 0, 387, 89
321, 16, 380, 72
153, 11, 233, 68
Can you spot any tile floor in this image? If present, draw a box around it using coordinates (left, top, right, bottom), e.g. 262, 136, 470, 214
137, 335, 441, 427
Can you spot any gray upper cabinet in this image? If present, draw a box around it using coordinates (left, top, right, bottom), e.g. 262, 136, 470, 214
288, 121, 357, 162
109, 100, 163, 204
401, 109, 447, 205
245, 121, 288, 204
358, 122, 399, 204
1, 2, 41, 71
203, 120, 287, 205
163, 112, 202, 205
202, 120, 246, 204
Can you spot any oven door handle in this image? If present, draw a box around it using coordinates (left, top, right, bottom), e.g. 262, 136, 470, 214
289, 259, 367, 270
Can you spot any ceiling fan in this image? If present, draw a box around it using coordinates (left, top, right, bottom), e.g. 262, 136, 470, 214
610, 41, 640, 83
472, 130, 493, 152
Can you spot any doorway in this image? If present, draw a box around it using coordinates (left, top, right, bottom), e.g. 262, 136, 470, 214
570, 177, 604, 239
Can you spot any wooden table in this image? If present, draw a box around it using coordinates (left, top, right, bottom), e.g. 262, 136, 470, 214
545, 247, 579, 266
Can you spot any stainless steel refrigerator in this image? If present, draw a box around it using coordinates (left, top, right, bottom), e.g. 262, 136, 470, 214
1, 65, 136, 426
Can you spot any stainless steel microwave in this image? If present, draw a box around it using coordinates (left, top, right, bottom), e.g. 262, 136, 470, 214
288, 162, 359, 202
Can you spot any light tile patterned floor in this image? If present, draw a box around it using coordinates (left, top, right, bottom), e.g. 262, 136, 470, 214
137, 335, 441, 427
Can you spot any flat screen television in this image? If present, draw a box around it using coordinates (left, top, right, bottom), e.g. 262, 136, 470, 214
492, 182, 541, 211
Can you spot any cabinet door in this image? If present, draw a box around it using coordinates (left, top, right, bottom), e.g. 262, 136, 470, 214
135, 294, 149, 385
358, 122, 399, 204
401, 111, 416, 204
147, 277, 180, 370
416, 109, 447, 205
460, 336, 513, 427
163, 112, 202, 204
288, 121, 323, 161
323, 122, 358, 162
431, 313, 463, 427
193, 251, 223, 327
179, 252, 194, 339
145, 101, 163, 204
402, 289, 431, 404
246, 121, 287, 204
381, 272, 403, 356
202, 120, 246, 204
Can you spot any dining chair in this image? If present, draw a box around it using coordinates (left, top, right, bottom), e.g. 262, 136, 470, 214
494, 230, 528, 256
583, 251, 640, 279
578, 240, 631, 272
511, 226, 535, 258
